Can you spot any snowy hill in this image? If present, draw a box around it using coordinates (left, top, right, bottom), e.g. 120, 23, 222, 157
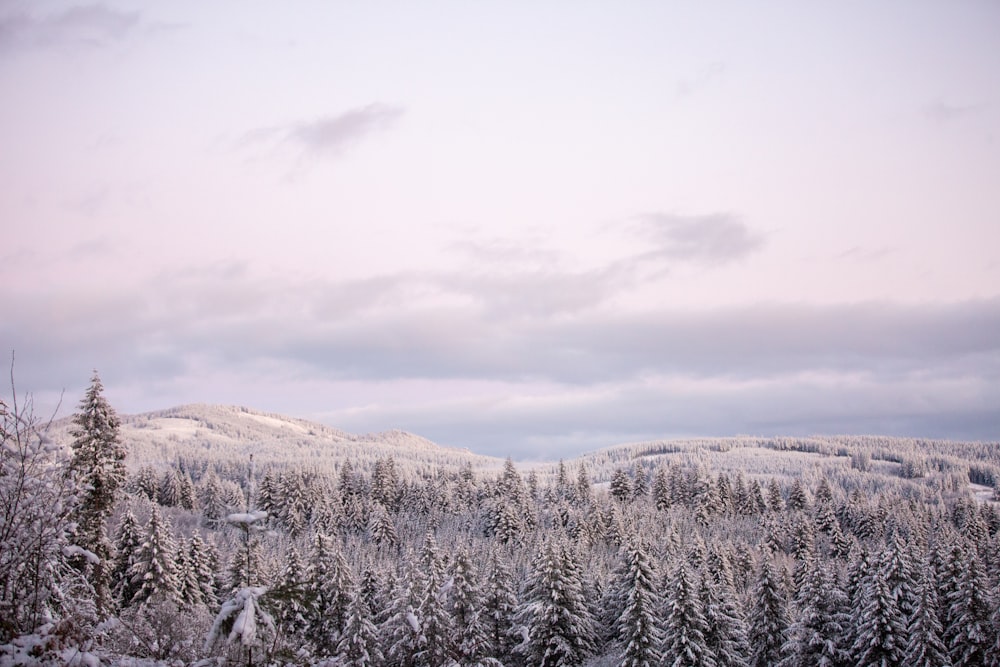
49, 403, 506, 476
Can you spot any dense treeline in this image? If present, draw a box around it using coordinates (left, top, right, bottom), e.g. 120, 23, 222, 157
3, 378, 1000, 665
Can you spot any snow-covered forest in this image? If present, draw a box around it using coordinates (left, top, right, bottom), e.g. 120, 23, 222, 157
3, 374, 1000, 666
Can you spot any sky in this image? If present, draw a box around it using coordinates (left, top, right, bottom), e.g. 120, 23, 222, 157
1, 0, 998, 459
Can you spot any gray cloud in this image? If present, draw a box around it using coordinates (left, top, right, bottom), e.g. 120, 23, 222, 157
633, 213, 765, 265
289, 104, 404, 156
4, 259, 998, 456
924, 99, 978, 124
676, 61, 726, 98
0, 4, 139, 54
238, 104, 405, 167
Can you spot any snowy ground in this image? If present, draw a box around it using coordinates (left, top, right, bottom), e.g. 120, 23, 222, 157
970, 482, 997, 503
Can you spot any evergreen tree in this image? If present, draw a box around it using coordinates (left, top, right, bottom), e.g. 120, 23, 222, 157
483, 551, 519, 662
385, 560, 423, 667
653, 465, 671, 511
611, 468, 633, 503
748, 555, 789, 667
449, 548, 502, 666
127, 506, 181, 607
308, 532, 355, 654
903, 559, 951, 667
265, 543, 311, 659
631, 463, 649, 500
68, 371, 127, 614
414, 531, 454, 666
943, 547, 992, 666
338, 582, 384, 666
613, 539, 663, 667
701, 553, 749, 667
110, 504, 143, 608
178, 532, 217, 609
370, 501, 399, 550
780, 557, 849, 667
850, 555, 905, 667
663, 560, 715, 667
517, 539, 596, 666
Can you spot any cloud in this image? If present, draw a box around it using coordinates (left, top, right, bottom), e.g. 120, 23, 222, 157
632, 213, 765, 265
4, 256, 997, 455
675, 61, 725, 98
924, 99, 978, 124
289, 104, 404, 155
0, 4, 139, 54
238, 104, 405, 169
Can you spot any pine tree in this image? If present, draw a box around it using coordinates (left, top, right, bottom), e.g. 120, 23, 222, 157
127, 506, 181, 607
748, 555, 789, 667
483, 551, 519, 662
414, 530, 454, 666
178, 532, 217, 609
338, 582, 384, 666
903, 559, 951, 667
450, 548, 502, 666
653, 465, 671, 511
943, 547, 991, 666
850, 555, 905, 667
370, 501, 399, 550
110, 504, 143, 608
385, 560, 423, 667
780, 557, 849, 667
611, 468, 634, 503
68, 371, 127, 614
613, 538, 663, 667
702, 551, 749, 667
308, 532, 354, 654
517, 539, 596, 667
663, 560, 715, 667
268, 544, 312, 656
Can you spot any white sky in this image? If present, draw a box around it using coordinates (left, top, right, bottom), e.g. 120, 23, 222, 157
2, 1, 998, 458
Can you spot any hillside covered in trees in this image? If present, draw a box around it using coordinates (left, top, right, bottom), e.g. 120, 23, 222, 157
3, 377, 1000, 666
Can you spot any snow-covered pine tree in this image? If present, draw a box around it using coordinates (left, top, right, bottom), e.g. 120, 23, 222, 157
610, 468, 633, 504
483, 550, 519, 662
110, 504, 143, 608
849, 552, 905, 667
307, 531, 355, 655
178, 532, 217, 609
612, 538, 663, 667
449, 547, 502, 666
779, 556, 849, 667
384, 559, 424, 667
516, 538, 596, 667
370, 501, 399, 550
662, 559, 715, 667
942, 546, 992, 666
338, 581, 384, 667
903, 557, 951, 667
414, 530, 454, 666
748, 554, 789, 667
68, 371, 127, 614
268, 543, 312, 657
127, 505, 181, 607
701, 550, 749, 667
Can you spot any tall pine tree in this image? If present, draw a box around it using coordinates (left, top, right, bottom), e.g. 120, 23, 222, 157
68, 372, 127, 614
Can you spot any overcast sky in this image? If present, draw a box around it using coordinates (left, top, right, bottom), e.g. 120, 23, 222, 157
2, 1, 998, 459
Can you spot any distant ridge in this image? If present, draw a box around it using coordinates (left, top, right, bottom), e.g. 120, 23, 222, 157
48, 403, 506, 474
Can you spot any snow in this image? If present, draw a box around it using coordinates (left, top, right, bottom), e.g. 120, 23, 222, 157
63, 544, 100, 564
405, 611, 420, 633
239, 412, 309, 434
149, 418, 202, 436
226, 510, 268, 525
